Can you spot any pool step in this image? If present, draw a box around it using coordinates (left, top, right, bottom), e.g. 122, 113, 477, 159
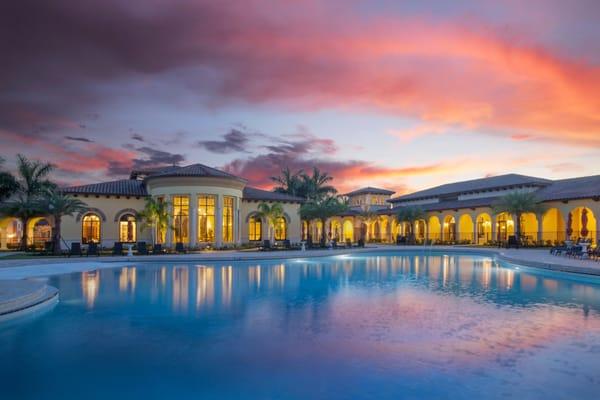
0, 280, 59, 317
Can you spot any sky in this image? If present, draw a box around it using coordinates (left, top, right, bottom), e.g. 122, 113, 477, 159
0, 0, 599, 195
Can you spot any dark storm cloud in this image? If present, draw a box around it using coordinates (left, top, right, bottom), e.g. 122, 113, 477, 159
197, 129, 250, 154
131, 133, 145, 142
64, 136, 94, 143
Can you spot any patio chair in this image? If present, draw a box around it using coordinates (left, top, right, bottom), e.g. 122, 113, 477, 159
43, 241, 54, 255
358, 239, 365, 248
345, 239, 352, 248
567, 245, 583, 258
282, 239, 292, 250
137, 241, 148, 255
68, 242, 82, 257
507, 235, 519, 249
396, 235, 406, 245
87, 242, 99, 257
112, 242, 123, 256
152, 243, 165, 255
260, 240, 272, 251
175, 242, 186, 254
331, 239, 338, 249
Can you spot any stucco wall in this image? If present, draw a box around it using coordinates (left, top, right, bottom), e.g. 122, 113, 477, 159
240, 201, 302, 243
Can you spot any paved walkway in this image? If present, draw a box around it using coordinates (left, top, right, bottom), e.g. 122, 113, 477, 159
0, 245, 599, 279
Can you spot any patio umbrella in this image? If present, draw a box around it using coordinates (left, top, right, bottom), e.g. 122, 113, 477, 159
581, 208, 589, 237
566, 212, 573, 238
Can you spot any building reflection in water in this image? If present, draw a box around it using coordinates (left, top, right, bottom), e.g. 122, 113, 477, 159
119, 267, 137, 294
221, 266, 233, 307
196, 266, 214, 311
81, 270, 100, 308
248, 265, 261, 289
270, 264, 285, 289
172, 266, 189, 312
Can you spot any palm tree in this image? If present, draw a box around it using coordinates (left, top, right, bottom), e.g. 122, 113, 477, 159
301, 167, 337, 201
299, 197, 348, 245
271, 167, 304, 197
138, 197, 171, 246
493, 192, 545, 242
14, 154, 56, 200
257, 202, 285, 242
395, 206, 426, 244
0, 157, 18, 201
35, 189, 88, 255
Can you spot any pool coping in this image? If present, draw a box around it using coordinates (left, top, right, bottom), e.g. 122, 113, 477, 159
0, 245, 598, 279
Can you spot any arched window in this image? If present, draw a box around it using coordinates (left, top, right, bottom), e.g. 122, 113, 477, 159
119, 214, 136, 243
274, 217, 287, 241
32, 219, 52, 247
249, 216, 262, 241
82, 214, 101, 244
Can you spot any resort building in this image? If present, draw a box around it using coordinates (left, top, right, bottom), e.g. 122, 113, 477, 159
324, 174, 600, 245
0, 164, 304, 250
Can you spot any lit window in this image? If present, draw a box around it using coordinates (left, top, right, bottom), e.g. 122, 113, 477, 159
274, 217, 287, 241
249, 216, 262, 241
222, 196, 234, 242
173, 196, 189, 244
119, 214, 136, 243
198, 195, 215, 242
82, 214, 101, 244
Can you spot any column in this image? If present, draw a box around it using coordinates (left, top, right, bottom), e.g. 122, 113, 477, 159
235, 198, 241, 245
215, 195, 223, 248
189, 194, 198, 248
0, 228, 6, 250
491, 214, 497, 242
537, 213, 544, 244
166, 199, 173, 247
473, 214, 478, 245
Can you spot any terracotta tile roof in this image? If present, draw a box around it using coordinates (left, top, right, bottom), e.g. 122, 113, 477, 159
145, 163, 244, 181
390, 174, 552, 203
343, 187, 395, 196
535, 175, 600, 201
63, 179, 148, 197
242, 187, 305, 203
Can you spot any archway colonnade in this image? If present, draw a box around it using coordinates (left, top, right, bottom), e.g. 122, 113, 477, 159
301, 202, 599, 246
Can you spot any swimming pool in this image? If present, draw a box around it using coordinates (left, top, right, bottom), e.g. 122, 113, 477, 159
2, 252, 600, 399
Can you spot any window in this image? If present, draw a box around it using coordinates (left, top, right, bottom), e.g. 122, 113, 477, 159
274, 217, 287, 241
249, 216, 262, 241
119, 214, 136, 242
82, 214, 101, 244
198, 195, 215, 242
223, 196, 234, 242
173, 196, 189, 244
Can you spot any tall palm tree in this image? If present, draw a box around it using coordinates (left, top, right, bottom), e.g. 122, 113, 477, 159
395, 205, 426, 244
493, 192, 545, 242
257, 202, 284, 242
14, 154, 56, 200
138, 197, 172, 246
299, 197, 348, 245
0, 157, 18, 201
271, 167, 303, 197
35, 189, 88, 255
301, 167, 337, 201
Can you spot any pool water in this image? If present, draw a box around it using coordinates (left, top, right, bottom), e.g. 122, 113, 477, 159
2, 252, 600, 399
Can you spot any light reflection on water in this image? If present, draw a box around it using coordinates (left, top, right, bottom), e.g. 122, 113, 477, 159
2, 252, 600, 399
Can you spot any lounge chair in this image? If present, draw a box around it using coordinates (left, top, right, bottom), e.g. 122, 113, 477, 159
152, 243, 165, 255
282, 239, 292, 250
396, 235, 406, 245
507, 235, 519, 249
358, 239, 365, 248
112, 242, 123, 256
175, 242, 186, 254
69, 242, 82, 257
331, 239, 338, 249
43, 241, 54, 255
260, 240, 272, 251
137, 241, 148, 255
87, 242, 99, 257
345, 239, 352, 248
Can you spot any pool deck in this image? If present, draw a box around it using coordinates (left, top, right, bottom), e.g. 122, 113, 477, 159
0, 245, 599, 318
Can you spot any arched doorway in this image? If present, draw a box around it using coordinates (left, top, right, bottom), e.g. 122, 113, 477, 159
568, 207, 597, 243
2, 218, 23, 249
458, 214, 474, 244
415, 220, 426, 242
343, 220, 354, 243
476, 213, 492, 245
443, 216, 456, 243
29, 217, 51, 249
519, 213, 538, 245
82, 213, 101, 244
428, 216, 441, 242
495, 212, 514, 243
542, 208, 565, 244
330, 220, 342, 241
119, 214, 137, 243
